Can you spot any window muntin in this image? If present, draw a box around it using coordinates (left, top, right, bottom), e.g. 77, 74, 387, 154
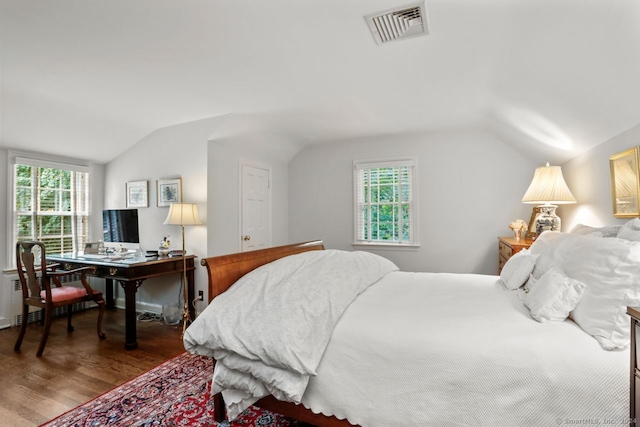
354, 158, 417, 245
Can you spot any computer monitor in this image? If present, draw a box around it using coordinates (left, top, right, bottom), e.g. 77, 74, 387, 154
102, 209, 140, 251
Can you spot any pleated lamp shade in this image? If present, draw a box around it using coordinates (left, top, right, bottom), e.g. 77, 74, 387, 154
163, 203, 203, 226
521, 163, 576, 205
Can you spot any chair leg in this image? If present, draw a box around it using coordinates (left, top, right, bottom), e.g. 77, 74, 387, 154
37, 305, 54, 357
96, 298, 106, 340
67, 305, 74, 332
14, 304, 29, 352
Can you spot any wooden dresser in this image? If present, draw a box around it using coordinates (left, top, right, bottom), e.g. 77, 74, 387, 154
628, 306, 640, 425
498, 236, 534, 273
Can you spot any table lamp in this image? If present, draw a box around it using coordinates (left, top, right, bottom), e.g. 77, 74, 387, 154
521, 162, 576, 235
163, 203, 202, 336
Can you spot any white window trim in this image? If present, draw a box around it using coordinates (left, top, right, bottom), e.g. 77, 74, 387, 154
352, 156, 420, 248
6, 151, 94, 268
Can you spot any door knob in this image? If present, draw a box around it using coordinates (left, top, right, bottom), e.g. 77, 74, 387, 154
243, 235, 251, 241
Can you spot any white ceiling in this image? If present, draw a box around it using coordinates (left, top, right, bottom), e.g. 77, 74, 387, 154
1, 0, 639, 165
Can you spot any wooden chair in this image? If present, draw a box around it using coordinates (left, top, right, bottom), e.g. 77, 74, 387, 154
14, 241, 106, 357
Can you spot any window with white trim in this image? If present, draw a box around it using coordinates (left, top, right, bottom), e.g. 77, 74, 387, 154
354, 157, 418, 246
12, 157, 90, 258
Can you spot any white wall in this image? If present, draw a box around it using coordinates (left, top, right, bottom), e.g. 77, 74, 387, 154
289, 130, 537, 274
561, 123, 640, 229
0, 148, 7, 270
104, 116, 223, 314
0, 148, 9, 328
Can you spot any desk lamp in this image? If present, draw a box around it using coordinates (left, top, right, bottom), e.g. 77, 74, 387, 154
521, 162, 576, 235
163, 203, 202, 336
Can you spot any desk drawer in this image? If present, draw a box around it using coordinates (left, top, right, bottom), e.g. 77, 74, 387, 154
59, 262, 126, 279
93, 265, 126, 278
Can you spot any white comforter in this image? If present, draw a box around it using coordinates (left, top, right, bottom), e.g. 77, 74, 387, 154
302, 271, 628, 426
183, 249, 398, 419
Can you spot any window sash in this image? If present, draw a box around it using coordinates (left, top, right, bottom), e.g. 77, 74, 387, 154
13, 163, 90, 256
354, 158, 416, 245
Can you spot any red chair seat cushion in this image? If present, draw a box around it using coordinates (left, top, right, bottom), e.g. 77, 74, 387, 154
41, 286, 88, 302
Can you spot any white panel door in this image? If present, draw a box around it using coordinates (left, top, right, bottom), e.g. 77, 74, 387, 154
241, 163, 271, 252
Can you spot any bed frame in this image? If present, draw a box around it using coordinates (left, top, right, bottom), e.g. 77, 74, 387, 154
200, 240, 358, 427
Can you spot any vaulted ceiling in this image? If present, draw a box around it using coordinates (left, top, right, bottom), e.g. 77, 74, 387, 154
1, 0, 639, 165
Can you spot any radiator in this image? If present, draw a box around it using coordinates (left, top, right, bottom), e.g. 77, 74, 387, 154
0, 272, 11, 329
6, 272, 89, 327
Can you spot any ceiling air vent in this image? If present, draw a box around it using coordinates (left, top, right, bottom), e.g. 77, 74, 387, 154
364, 2, 428, 45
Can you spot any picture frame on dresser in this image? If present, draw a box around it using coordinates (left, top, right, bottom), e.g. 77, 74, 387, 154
610, 147, 640, 218
526, 206, 543, 240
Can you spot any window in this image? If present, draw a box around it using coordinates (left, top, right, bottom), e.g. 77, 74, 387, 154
354, 157, 418, 246
13, 157, 90, 257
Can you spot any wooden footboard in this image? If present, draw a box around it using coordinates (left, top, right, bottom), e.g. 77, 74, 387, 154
201, 240, 325, 299
199, 240, 358, 426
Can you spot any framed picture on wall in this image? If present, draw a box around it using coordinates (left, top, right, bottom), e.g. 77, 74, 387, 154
126, 180, 149, 208
157, 178, 182, 207
610, 147, 640, 218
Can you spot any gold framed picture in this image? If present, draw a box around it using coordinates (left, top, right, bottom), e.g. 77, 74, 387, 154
610, 147, 640, 218
526, 206, 543, 240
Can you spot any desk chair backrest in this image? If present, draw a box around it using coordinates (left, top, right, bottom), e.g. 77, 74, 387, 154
16, 241, 49, 301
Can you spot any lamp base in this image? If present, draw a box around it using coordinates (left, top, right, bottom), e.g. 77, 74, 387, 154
534, 205, 561, 234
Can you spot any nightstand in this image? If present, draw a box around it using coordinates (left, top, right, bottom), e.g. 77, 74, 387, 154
498, 236, 533, 274
627, 306, 640, 425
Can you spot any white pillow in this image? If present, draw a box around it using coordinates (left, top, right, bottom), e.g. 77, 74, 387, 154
563, 236, 640, 350
499, 249, 539, 290
624, 218, 640, 230
516, 274, 536, 302
528, 231, 584, 279
524, 267, 586, 323
617, 226, 640, 242
571, 223, 621, 237
523, 274, 536, 294
616, 218, 640, 241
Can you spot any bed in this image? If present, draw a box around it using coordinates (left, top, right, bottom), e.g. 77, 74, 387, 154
184, 230, 639, 426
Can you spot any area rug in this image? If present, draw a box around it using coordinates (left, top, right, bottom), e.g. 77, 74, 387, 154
41, 352, 299, 426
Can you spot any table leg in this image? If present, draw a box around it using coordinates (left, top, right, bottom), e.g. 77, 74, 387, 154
105, 278, 115, 309
120, 280, 144, 350
187, 261, 195, 321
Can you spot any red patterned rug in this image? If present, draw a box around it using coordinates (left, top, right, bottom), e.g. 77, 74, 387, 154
40, 352, 300, 426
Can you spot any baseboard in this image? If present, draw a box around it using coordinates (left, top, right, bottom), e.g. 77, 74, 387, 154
113, 297, 163, 315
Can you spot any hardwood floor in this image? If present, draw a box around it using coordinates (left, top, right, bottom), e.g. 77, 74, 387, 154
0, 307, 186, 426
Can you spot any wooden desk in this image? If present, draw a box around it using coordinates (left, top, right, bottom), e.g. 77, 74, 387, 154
46, 254, 196, 350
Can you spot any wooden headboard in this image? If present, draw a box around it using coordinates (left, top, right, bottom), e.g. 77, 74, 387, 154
200, 240, 324, 302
